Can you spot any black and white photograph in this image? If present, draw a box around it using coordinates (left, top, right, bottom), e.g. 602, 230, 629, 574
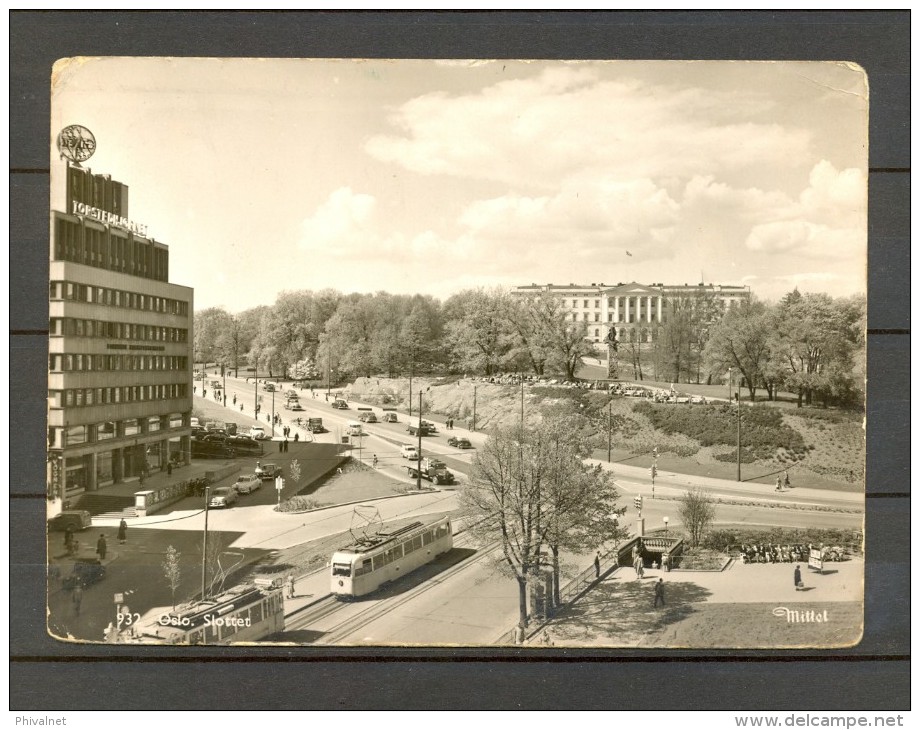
46, 57, 867, 649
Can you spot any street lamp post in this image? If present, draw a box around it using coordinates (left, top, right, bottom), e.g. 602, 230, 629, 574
736, 380, 742, 482
201, 486, 211, 600
663, 516, 669, 533
271, 389, 276, 437
727, 366, 733, 401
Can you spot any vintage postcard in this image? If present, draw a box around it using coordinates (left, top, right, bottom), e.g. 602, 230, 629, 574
47, 58, 866, 648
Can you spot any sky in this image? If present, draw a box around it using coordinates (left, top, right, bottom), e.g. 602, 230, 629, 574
51, 58, 868, 313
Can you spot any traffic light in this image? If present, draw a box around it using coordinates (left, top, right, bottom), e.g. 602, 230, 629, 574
634, 495, 643, 512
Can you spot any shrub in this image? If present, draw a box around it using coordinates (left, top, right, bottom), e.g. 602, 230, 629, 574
633, 401, 805, 461
277, 496, 326, 513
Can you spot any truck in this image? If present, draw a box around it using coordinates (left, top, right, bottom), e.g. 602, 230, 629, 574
406, 458, 455, 486
406, 418, 431, 437
307, 417, 326, 433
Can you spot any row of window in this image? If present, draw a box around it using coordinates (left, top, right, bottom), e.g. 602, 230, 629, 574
50, 280, 189, 317
363, 522, 451, 574
50, 413, 186, 448
54, 217, 169, 282
49, 353, 189, 373
49, 383, 188, 410
564, 297, 670, 310
188, 594, 283, 645
572, 312, 663, 323
50, 317, 188, 343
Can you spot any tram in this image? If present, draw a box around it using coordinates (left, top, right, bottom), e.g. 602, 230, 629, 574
132, 581, 285, 645
331, 515, 453, 598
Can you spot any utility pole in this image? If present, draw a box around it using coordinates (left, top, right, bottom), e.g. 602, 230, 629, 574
416, 391, 423, 490
222, 364, 226, 405
472, 385, 477, 431
520, 376, 524, 426
254, 377, 258, 418
271, 389, 276, 437
201, 486, 210, 600
607, 401, 612, 462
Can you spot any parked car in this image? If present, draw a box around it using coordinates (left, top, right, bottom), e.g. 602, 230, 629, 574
249, 427, 267, 440
447, 437, 473, 449
263, 383, 275, 392
286, 401, 304, 411
381, 412, 398, 423
332, 399, 348, 409
48, 510, 92, 532
63, 558, 106, 590
689, 395, 708, 404
228, 436, 262, 455
400, 444, 420, 460
359, 412, 378, 423
209, 486, 238, 508
234, 473, 261, 495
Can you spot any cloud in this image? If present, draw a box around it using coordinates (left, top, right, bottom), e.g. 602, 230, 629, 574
365, 67, 813, 189
742, 160, 865, 260
298, 187, 378, 256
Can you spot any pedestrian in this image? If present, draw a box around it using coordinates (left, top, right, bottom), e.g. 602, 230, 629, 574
167, 461, 173, 476
286, 573, 296, 598
72, 581, 83, 615
373, 454, 378, 468
233, 395, 237, 405
776, 476, 782, 491
64, 525, 75, 554
117, 519, 127, 545
653, 578, 665, 607
784, 470, 791, 489
794, 565, 803, 591
594, 551, 601, 579
96, 534, 107, 561
240, 404, 244, 412
662, 552, 670, 572
203, 390, 207, 399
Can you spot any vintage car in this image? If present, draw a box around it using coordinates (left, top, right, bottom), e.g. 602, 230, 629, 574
234, 473, 262, 495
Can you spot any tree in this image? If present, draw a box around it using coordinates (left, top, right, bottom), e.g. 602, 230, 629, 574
288, 458, 302, 487
770, 291, 862, 407
534, 412, 628, 605
162, 545, 181, 610
678, 488, 716, 548
703, 299, 772, 401
193, 307, 233, 365
462, 415, 626, 629
528, 294, 595, 380
443, 288, 516, 375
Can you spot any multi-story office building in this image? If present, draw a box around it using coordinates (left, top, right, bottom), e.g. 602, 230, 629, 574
47, 162, 193, 510
512, 281, 751, 344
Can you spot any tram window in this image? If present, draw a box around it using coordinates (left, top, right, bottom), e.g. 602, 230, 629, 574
407, 535, 422, 554
422, 530, 434, 545
251, 602, 263, 623
205, 624, 216, 643
332, 562, 352, 577
354, 559, 372, 576
435, 524, 449, 539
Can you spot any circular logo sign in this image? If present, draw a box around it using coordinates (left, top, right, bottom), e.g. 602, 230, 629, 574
57, 125, 96, 163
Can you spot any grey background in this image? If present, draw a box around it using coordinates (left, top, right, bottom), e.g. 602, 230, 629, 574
10, 10, 909, 711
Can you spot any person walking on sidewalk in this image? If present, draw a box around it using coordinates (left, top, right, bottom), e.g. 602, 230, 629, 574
594, 551, 601, 579
96, 534, 107, 561
117, 519, 127, 545
653, 578, 665, 608
286, 573, 296, 599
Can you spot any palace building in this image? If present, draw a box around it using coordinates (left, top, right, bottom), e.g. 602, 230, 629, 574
512, 281, 751, 344
47, 162, 194, 510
